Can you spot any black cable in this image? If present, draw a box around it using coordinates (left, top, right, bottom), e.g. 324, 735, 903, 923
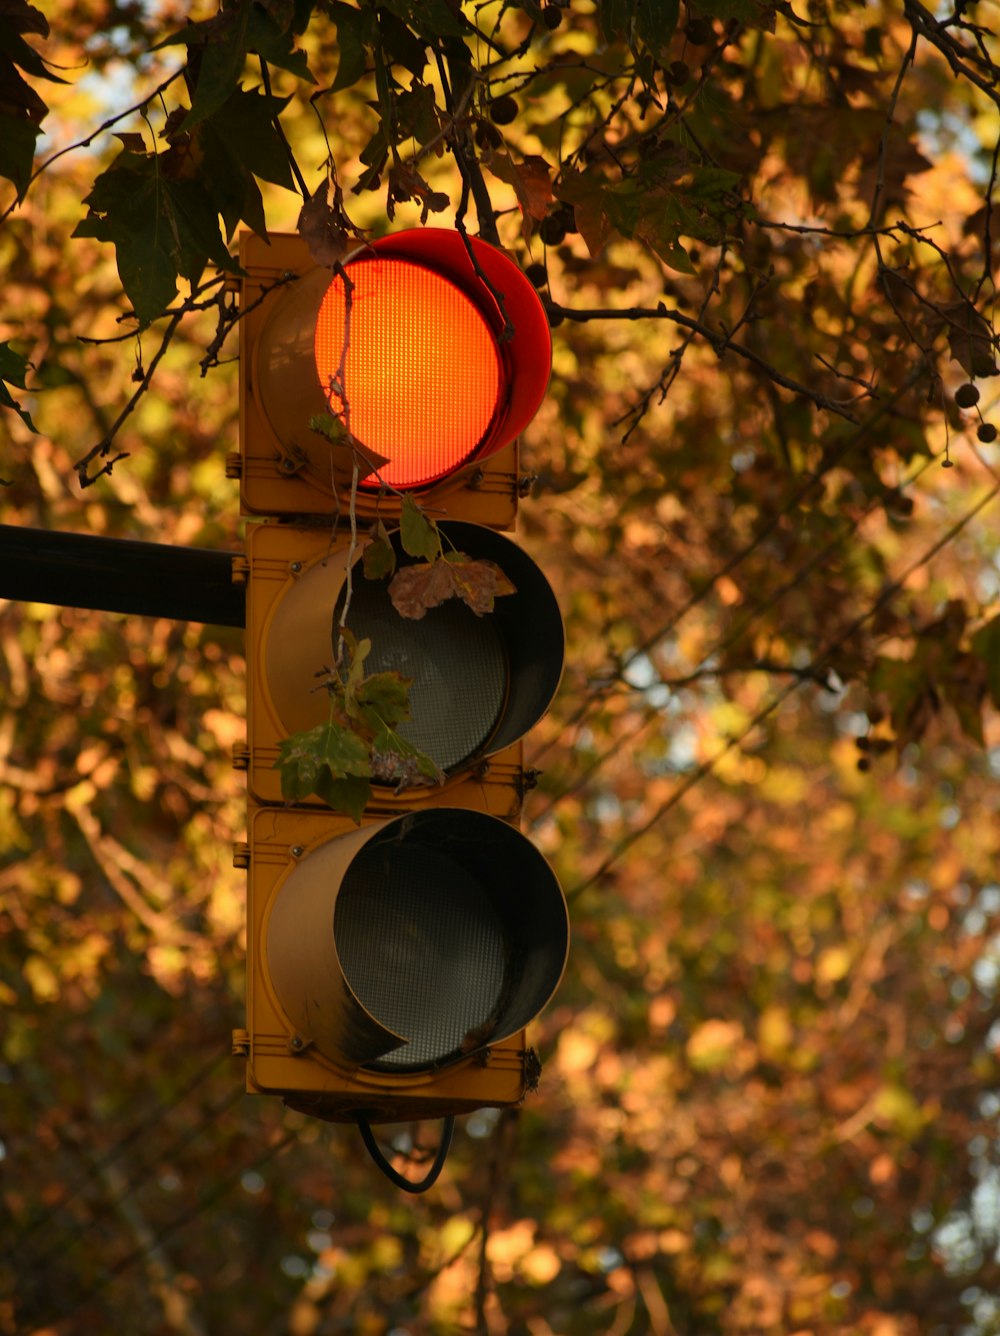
357, 1116, 455, 1193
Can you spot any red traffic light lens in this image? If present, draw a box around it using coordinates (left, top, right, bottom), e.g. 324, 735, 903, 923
314, 257, 504, 490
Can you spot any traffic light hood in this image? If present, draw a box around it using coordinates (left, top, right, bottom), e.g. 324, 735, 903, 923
246, 519, 564, 805
248, 228, 552, 501
265, 808, 569, 1071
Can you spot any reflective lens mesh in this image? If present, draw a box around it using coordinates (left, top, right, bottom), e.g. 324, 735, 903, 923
314, 258, 503, 490
343, 578, 506, 772
334, 843, 510, 1069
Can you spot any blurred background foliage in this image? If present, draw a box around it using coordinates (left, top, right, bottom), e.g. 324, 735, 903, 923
2, 0, 1000, 1332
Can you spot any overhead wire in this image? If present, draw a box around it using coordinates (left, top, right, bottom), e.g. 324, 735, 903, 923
33, 1127, 297, 1334
4, 1049, 230, 1262
532, 369, 927, 765
529, 447, 942, 826
11, 1084, 245, 1285
563, 473, 1000, 902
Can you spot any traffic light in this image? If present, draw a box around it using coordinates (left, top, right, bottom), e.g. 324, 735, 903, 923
231, 228, 568, 1176
235, 227, 552, 527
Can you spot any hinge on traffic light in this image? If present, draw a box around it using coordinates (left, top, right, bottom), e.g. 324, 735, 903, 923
231, 555, 250, 586
233, 842, 250, 869
232, 1028, 250, 1056
233, 744, 249, 771
518, 472, 538, 497
225, 450, 242, 479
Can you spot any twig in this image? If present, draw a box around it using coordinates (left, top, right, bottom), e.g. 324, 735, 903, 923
548, 300, 862, 420
0, 70, 185, 222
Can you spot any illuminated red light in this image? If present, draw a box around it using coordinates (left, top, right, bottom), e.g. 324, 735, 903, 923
314, 257, 504, 490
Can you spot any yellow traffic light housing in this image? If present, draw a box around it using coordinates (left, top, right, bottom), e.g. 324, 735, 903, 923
234, 226, 567, 1185
242, 519, 564, 810
241, 805, 568, 1125
236, 229, 552, 527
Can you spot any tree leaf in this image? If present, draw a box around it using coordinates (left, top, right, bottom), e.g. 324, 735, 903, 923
73, 152, 179, 323
445, 554, 517, 615
389, 558, 457, 620
357, 670, 412, 729
274, 720, 371, 809
556, 170, 614, 256
328, 1, 371, 91
399, 495, 441, 562
362, 522, 397, 581
941, 299, 998, 378
313, 772, 371, 823
0, 340, 35, 430
203, 85, 295, 192
483, 151, 553, 222
247, 4, 315, 83
972, 615, 1000, 708
175, 3, 253, 130
73, 148, 237, 324
297, 181, 351, 265
388, 555, 516, 619
370, 724, 444, 788
0, 108, 39, 200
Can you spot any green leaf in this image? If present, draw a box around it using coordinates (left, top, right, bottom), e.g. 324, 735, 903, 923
248, 4, 315, 82
201, 85, 295, 193
376, 7, 428, 78
399, 494, 441, 562
358, 670, 412, 730
394, 82, 439, 146
74, 154, 178, 323
0, 109, 40, 201
0, 341, 36, 431
309, 411, 349, 444
381, 0, 472, 41
328, 1, 371, 91
313, 772, 371, 823
634, 194, 696, 273
363, 522, 397, 580
73, 149, 237, 324
179, 4, 253, 130
972, 616, 1000, 708
599, 0, 680, 53
275, 720, 371, 794
341, 631, 373, 715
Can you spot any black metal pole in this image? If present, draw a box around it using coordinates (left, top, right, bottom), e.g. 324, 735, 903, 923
0, 524, 246, 628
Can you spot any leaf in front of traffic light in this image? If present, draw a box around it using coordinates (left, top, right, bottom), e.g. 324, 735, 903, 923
369, 724, 444, 789
388, 558, 457, 619
274, 721, 371, 819
312, 772, 371, 823
389, 555, 517, 619
357, 671, 412, 730
445, 555, 517, 616
399, 495, 441, 562
309, 411, 349, 444
337, 628, 372, 716
362, 521, 396, 580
